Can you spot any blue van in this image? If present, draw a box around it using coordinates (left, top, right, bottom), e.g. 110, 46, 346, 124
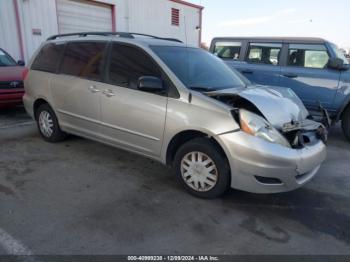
210, 37, 350, 140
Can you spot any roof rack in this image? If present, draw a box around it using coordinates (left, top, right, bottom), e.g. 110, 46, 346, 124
47, 32, 183, 43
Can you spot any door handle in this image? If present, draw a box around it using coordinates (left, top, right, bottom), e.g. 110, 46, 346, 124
241, 70, 253, 74
88, 85, 101, 93
102, 89, 116, 97
283, 73, 298, 78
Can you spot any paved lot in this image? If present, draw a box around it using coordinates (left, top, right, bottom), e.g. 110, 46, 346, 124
0, 107, 350, 255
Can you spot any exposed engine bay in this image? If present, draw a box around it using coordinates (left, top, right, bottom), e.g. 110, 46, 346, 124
205, 86, 328, 149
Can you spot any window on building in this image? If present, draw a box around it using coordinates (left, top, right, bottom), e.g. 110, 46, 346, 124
60, 41, 106, 81
171, 8, 180, 26
214, 41, 242, 59
107, 44, 162, 92
288, 44, 329, 69
31, 43, 65, 73
246, 43, 282, 65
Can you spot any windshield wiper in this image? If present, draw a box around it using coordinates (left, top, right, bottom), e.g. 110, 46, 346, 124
188, 86, 214, 92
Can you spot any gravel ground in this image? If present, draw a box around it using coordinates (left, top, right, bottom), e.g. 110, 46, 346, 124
0, 106, 349, 255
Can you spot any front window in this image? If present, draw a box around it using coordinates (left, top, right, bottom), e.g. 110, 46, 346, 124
107, 43, 162, 91
151, 46, 246, 91
287, 44, 329, 69
329, 42, 349, 65
0, 49, 17, 67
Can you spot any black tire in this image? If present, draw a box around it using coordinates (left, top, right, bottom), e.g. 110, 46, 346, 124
173, 137, 230, 199
35, 103, 67, 143
342, 106, 350, 141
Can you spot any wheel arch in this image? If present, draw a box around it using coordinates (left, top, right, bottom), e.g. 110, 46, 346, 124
33, 98, 52, 119
165, 129, 229, 167
336, 96, 350, 122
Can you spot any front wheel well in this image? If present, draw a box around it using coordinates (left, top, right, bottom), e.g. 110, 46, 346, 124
340, 102, 350, 120
166, 130, 228, 166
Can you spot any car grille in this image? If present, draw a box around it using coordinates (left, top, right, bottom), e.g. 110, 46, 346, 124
0, 81, 24, 90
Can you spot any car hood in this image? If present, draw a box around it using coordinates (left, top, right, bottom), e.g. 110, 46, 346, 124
0, 66, 25, 81
207, 85, 309, 129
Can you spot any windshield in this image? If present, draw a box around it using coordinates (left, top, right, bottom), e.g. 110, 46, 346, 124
0, 49, 17, 67
329, 43, 349, 65
151, 46, 246, 91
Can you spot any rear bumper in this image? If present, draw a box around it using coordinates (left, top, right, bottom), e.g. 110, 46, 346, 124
0, 89, 24, 107
22, 93, 35, 118
217, 131, 327, 193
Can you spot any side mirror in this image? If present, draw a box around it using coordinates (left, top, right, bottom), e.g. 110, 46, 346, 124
328, 57, 344, 70
137, 76, 164, 92
17, 60, 25, 66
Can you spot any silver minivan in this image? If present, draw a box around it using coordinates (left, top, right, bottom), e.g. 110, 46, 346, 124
23, 32, 327, 198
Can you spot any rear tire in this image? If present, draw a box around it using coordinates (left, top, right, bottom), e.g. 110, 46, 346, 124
173, 138, 230, 199
35, 104, 67, 143
342, 106, 350, 142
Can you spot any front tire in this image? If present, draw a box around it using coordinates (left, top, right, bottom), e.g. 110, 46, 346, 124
173, 138, 230, 198
342, 106, 350, 141
35, 104, 67, 142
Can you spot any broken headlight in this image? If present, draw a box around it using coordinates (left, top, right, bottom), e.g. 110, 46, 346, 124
239, 109, 291, 148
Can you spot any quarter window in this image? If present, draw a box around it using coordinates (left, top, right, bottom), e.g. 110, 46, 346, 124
246, 43, 282, 65
60, 41, 106, 81
31, 43, 65, 73
288, 44, 329, 69
214, 41, 242, 59
107, 44, 162, 91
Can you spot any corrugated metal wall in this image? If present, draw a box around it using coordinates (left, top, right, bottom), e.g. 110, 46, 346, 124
18, 0, 58, 62
0, 0, 201, 62
0, 0, 21, 60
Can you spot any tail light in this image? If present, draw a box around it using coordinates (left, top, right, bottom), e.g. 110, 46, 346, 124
22, 67, 29, 81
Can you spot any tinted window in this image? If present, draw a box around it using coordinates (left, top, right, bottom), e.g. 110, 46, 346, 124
151, 46, 246, 91
60, 42, 106, 81
246, 43, 282, 65
31, 43, 65, 73
288, 44, 329, 69
107, 44, 161, 90
214, 41, 241, 59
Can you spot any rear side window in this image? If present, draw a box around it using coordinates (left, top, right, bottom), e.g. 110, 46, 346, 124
246, 43, 282, 65
288, 44, 329, 69
31, 43, 65, 73
60, 41, 107, 81
214, 41, 242, 59
107, 44, 161, 90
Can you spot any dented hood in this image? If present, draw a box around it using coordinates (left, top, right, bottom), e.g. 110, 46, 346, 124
208, 85, 309, 129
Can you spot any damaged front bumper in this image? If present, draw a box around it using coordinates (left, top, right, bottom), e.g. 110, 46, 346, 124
216, 130, 326, 193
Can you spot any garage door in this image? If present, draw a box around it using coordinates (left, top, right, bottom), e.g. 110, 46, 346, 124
57, 0, 113, 33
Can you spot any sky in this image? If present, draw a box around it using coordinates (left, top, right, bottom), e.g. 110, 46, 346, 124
188, 0, 350, 49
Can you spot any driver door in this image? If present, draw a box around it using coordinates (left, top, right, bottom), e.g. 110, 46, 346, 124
280, 43, 340, 112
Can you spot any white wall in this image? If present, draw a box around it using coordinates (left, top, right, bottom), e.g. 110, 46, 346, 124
17, 0, 59, 62
0, 0, 201, 63
0, 0, 21, 60
124, 0, 201, 47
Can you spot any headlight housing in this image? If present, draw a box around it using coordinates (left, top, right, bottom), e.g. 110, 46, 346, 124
239, 109, 291, 148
